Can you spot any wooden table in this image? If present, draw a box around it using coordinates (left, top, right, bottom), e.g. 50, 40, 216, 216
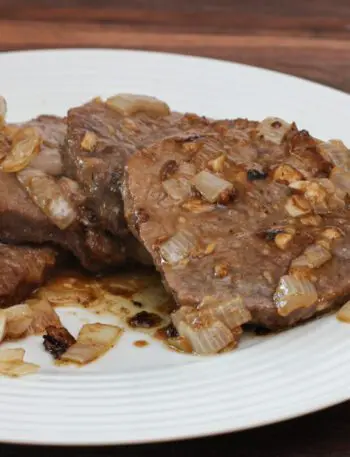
1, 0, 350, 454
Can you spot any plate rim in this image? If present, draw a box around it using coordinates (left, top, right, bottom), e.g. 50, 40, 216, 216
0, 48, 349, 446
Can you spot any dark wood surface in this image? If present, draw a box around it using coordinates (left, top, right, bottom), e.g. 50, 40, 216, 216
1, 0, 350, 454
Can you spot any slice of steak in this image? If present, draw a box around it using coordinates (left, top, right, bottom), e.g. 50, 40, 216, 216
63, 96, 210, 237
0, 243, 57, 307
0, 117, 126, 270
124, 117, 350, 331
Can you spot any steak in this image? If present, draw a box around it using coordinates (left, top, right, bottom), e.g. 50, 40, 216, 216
0, 243, 57, 307
124, 117, 350, 331
0, 116, 127, 270
63, 96, 210, 238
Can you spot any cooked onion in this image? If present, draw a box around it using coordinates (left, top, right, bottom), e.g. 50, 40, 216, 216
274, 275, 318, 316
257, 117, 291, 145
0, 348, 39, 377
273, 164, 303, 184
192, 170, 233, 203
132, 285, 170, 309
330, 168, 350, 196
160, 230, 196, 264
5, 304, 33, 339
0, 127, 41, 172
208, 155, 226, 173
303, 244, 332, 268
30, 144, 63, 176
284, 195, 312, 217
337, 301, 350, 323
0, 310, 7, 343
61, 323, 123, 365
26, 298, 62, 334
162, 177, 192, 202
178, 162, 197, 178
0, 348, 25, 362
182, 199, 215, 213
106, 94, 170, 117
198, 295, 251, 329
172, 307, 234, 355
17, 168, 76, 229
318, 140, 350, 170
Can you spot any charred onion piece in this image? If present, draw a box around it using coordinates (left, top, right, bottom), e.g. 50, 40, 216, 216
106, 94, 170, 117
43, 326, 76, 359
128, 311, 163, 329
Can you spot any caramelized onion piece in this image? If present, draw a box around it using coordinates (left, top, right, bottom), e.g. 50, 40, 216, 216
198, 295, 251, 329
285, 195, 311, 217
159, 230, 196, 264
337, 301, 350, 323
17, 168, 76, 229
26, 298, 62, 334
193, 170, 233, 203
5, 304, 33, 339
162, 177, 192, 202
106, 94, 170, 117
257, 117, 291, 145
0, 127, 41, 172
318, 140, 350, 170
274, 275, 318, 316
172, 307, 234, 355
0, 348, 39, 377
61, 323, 123, 365
273, 164, 303, 184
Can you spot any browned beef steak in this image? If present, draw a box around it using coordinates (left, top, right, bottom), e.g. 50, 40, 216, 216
0, 117, 126, 270
63, 96, 210, 237
0, 243, 57, 307
124, 117, 350, 332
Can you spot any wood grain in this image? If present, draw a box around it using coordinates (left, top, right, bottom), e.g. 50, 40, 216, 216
0, 0, 350, 91
0, 1, 349, 455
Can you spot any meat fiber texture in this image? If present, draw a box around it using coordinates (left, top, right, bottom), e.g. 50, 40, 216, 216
0, 243, 57, 307
124, 118, 350, 329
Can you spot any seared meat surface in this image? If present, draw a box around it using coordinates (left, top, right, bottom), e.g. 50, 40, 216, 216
0, 243, 57, 307
124, 117, 350, 329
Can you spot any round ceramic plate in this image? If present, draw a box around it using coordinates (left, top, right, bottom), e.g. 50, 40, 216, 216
0, 49, 350, 446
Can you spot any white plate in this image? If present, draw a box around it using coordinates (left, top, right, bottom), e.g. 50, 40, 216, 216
0, 49, 350, 446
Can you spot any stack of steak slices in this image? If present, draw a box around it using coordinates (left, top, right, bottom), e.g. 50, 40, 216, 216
124, 117, 350, 353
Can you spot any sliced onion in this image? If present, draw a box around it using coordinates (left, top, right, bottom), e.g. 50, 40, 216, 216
303, 244, 332, 268
80, 131, 97, 152
5, 304, 33, 339
26, 298, 62, 334
172, 307, 234, 355
273, 164, 303, 184
58, 177, 86, 206
0, 127, 41, 172
0, 360, 39, 377
178, 162, 197, 178
17, 168, 77, 229
274, 275, 318, 317
198, 295, 251, 329
257, 117, 291, 145
285, 195, 312, 217
61, 323, 123, 365
337, 301, 350, 323
0, 348, 25, 362
30, 144, 63, 176
132, 285, 170, 309
159, 230, 196, 264
208, 155, 226, 173
106, 94, 170, 117
162, 177, 192, 202
330, 167, 350, 196
192, 170, 233, 203
182, 199, 215, 213
318, 140, 350, 170
106, 294, 135, 316
0, 310, 7, 343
